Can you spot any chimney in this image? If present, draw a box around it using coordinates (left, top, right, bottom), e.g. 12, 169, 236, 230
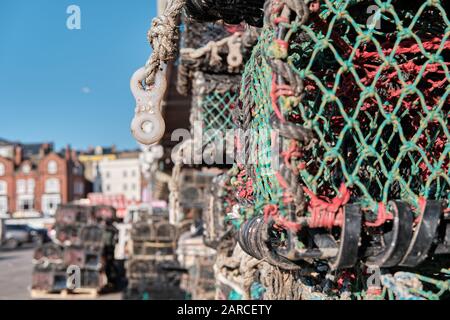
39, 143, 49, 158
14, 145, 22, 166
65, 145, 71, 161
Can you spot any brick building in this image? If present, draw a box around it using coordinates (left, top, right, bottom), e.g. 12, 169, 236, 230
0, 141, 86, 216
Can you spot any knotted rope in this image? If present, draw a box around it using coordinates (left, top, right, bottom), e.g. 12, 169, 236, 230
145, 0, 186, 86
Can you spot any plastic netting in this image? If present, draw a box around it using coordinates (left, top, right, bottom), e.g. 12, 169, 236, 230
240, 0, 450, 217
200, 91, 237, 144
191, 75, 238, 147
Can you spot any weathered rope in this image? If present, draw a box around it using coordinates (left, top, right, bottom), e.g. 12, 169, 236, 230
145, 0, 187, 86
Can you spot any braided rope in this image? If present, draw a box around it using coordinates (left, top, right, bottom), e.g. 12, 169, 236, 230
145, 0, 186, 86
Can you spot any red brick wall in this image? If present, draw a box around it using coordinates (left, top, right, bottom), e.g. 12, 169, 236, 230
0, 151, 87, 215
0, 157, 15, 212
37, 153, 69, 211
14, 160, 39, 212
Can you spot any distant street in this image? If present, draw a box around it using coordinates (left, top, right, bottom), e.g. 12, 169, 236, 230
0, 247, 34, 300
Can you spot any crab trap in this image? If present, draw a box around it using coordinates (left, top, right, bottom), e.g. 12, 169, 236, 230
232, 0, 450, 272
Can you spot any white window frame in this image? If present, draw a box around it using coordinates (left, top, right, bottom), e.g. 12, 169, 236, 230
22, 164, 31, 174
17, 194, 34, 212
47, 160, 58, 174
0, 196, 8, 214
16, 179, 26, 194
41, 194, 61, 216
0, 163, 5, 176
0, 181, 7, 195
45, 178, 60, 194
27, 179, 35, 194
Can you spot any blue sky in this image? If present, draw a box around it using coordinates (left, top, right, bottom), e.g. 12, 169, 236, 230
0, 0, 157, 150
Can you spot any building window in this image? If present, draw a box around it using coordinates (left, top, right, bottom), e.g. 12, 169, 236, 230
0, 196, 8, 214
123, 184, 128, 191
17, 195, 34, 211
16, 179, 26, 194
0, 163, 5, 176
105, 171, 110, 179
131, 183, 136, 191
22, 164, 31, 174
27, 179, 35, 194
47, 161, 57, 174
123, 171, 128, 178
0, 181, 7, 195
41, 194, 61, 216
106, 184, 111, 192
95, 146, 103, 155
74, 181, 84, 195
45, 178, 60, 193
73, 165, 83, 176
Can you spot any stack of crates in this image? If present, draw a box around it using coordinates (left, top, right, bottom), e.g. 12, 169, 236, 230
123, 213, 185, 300
31, 204, 117, 294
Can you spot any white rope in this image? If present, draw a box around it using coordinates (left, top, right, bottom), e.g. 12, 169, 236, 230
180, 32, 244, 68
145, 0, 187, 86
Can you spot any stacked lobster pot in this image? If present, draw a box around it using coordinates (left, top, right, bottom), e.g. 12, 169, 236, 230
202, 173, 235, 250
123, 213, 184, 300
184, 0, 450, 300
32, 205, 117, 293
202, 171, 245, 299
231, 0, 450, 300
133, 0, 449, 300
32, 243, 67, 293
184, 256, 217, 300
170, 13, 261, 299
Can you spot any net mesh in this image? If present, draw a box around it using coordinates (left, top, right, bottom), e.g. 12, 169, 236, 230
191, 74, 239, 148
240, 0, 450, 216
200, 90, 237, 145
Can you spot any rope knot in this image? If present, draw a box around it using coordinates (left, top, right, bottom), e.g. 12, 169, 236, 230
148, 15, 179, 61
144, 0, 186, 86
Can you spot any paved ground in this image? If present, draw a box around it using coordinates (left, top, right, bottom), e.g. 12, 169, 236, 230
0, 245, 121, 300
0, 246, 34, 300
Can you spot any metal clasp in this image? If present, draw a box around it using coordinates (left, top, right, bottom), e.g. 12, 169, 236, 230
130, 64, 167, 145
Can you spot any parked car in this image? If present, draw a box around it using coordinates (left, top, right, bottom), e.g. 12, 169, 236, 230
29, 226, 52, 244
4, 224, 50, 249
